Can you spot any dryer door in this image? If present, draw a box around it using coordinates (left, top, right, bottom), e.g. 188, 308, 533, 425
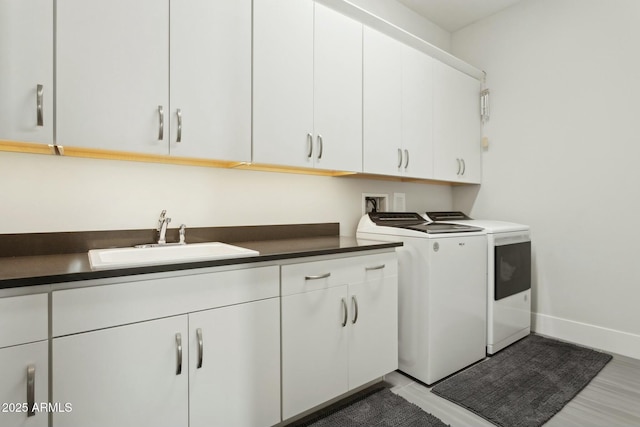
494, 240, 531, 300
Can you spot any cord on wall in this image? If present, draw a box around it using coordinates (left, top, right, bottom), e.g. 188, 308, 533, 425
366, 197, 378, 213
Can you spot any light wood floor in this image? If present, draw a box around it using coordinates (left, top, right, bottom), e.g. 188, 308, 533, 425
385, 352, 640, 427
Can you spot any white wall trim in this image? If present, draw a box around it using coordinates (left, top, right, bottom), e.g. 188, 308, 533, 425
533, 312, 640, 360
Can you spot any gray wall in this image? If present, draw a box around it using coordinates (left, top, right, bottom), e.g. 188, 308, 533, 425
452, 0, 640, 357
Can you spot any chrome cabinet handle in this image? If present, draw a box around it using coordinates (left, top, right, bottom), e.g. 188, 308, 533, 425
307, 133, 313, 158
317, 134, 323, 160
196, 328, 203, 369
365, 264, 385, 271
36, 85, 44, 127
341, 298, 348, 327
176, 109, 182, 143
461, 158, 466, 175
304, 272, 331, 281
351, 295, 359, 324
26, 365, 35, 417
456, 158, 461, 175
175, 333, 183, 375
158, 105, 164, 141
397, 148, 403, 168
404, 149, 409, 169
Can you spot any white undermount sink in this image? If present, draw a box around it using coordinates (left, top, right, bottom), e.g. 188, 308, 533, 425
88, 242, 260, 270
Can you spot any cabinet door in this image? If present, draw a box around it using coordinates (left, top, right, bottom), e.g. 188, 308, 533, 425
52, 316, 188, 427
433, 61, 482, 183
253, 0, 314, 167
282, 286, 349, 420
313, 3, 362, 172
56, 0, 169, 155
348, 274, 398, 389
0, 0, 53, 144
402, 45, 434, 179
169, 0, 251, 161
456, 72, 483, 183
363, 26, 403, 176
0, 341, 48, 427
189, 298, 280, 427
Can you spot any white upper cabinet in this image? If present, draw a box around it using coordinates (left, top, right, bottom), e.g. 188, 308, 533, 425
169, 0, 251, 161
363, 26, 403, 176
0, 0, 53, 145
253, 0, 314, 168
312, 3, 362, 172
363, 28, 434, 179
253, 1, 362, 172
401, 45, 434, 180
56, 0, 169, 155
57, 0, 250, 161
433, 61, 482, 183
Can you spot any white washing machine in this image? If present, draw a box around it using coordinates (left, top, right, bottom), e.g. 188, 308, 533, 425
357, 212, 487, 385
425, 212, 531, 355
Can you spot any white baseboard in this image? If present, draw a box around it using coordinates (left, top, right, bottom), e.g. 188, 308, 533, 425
532, 312, 640, 360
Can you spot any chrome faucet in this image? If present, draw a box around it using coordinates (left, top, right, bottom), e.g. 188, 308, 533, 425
157, 210, 171, 245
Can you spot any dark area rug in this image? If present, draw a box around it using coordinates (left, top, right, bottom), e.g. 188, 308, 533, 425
288, 385, 449, 427
431, 334, 612, 427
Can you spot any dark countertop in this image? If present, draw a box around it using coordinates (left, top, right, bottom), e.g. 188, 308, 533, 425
0, 236, 401, 289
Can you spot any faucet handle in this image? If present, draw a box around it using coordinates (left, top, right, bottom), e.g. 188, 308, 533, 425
157, 210, 167, 231
179, 224, 186, 244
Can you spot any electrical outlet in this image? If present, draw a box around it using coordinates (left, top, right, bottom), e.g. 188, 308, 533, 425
393, 193, 406, 211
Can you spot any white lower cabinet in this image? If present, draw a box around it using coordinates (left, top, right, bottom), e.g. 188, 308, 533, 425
51, 266, 281, 427
52, 315, 190, 427
281, 253, 398, 420
47, 252, 397, 426
347, 277, 398, 389
188, 298, 281, 427
0, 294, 49, 427
0, 341, 49, 427
282, 285, 349, 419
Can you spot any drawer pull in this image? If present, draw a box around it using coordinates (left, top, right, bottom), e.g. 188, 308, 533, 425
351, 295, 359, 324
365, 264, 386, 271
175, 333, 183, 375
196, 328, 203, 369
341, 298, 348, 327
26, 365, 35, 417
305, 273, 331, 281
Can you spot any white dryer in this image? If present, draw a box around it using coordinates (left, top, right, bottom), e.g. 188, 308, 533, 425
357, 212, 487, 385
425, 212, 531, 355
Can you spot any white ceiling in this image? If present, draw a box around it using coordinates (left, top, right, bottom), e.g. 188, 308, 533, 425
395, 0, 524, 32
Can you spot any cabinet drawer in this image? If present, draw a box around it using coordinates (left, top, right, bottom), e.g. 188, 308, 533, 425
281, 252, 397, 296
0, 294, 48, 348
53, 266, 279, 337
